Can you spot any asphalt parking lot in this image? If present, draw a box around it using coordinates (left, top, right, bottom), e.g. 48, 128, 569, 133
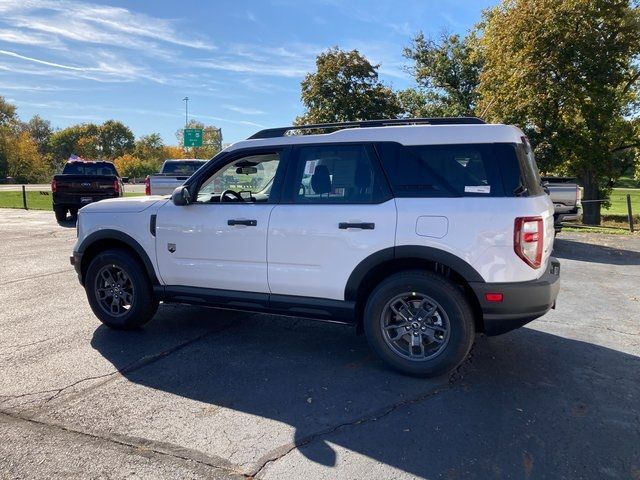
0, 208, 638, 479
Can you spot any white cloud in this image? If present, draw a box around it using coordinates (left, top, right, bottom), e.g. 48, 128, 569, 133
223, 105, 266, 115
0, 0, 215, 51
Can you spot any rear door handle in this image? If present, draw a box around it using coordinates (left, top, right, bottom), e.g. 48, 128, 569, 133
339, 222, 375, 230
228, 219, 257, 226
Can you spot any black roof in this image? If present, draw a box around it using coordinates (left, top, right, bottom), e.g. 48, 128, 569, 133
247, 117, 486, 140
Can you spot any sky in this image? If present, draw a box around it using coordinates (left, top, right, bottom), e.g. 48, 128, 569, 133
0, 0, 498, 145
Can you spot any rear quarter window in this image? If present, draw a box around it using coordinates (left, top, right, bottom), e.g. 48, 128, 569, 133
376, 142, 523, 198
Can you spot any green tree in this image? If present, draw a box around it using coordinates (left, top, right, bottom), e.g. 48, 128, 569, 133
48, 123, 100, 167
402, 32, 483, 117
175, 120, 222, 159
296, 47, 402, 124
0, 96, 19, 178
478, 0, 640, 224
134, 133, 164, 162
21, 115, 53, 157
99, 120, 134, 160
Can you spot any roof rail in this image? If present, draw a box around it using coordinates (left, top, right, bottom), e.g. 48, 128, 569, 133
247, 117, 486, 140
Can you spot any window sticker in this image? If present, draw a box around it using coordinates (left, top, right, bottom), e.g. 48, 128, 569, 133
464, 185, 491, 194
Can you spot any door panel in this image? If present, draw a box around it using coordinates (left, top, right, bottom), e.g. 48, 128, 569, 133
268, 200, 396, 300
155, 200, 274, 292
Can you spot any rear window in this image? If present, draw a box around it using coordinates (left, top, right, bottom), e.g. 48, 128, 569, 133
376, 142, 524, 198
162, 161, 205, 175
62, 162, 118, 176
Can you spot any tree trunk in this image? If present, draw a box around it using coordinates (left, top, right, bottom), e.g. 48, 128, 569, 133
581, 172, 601, 225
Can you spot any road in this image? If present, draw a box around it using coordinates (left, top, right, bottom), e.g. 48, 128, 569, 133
0, 183, 146, 193
1, 208, 638, 479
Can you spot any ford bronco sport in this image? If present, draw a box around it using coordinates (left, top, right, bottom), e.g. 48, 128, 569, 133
71, 118, 560, 377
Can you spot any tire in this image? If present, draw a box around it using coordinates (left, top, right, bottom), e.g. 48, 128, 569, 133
85, 248, 158, 330
54, 206, 67, 222
363, 270, 475, 377
69, 208, 78, 222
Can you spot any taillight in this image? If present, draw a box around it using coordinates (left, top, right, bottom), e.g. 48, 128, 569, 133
113, 179, 120, 195
514, 216, 543, 269
144, 176, 150, 195
51, 179, 57, 193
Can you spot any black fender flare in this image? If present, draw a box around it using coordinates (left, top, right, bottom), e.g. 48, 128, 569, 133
344, 245, 485, 301
76, 229, 159, 285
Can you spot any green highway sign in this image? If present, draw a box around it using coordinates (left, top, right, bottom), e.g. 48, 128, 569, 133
183, 128, 203, 147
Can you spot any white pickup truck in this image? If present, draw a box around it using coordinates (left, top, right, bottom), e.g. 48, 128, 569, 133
144, 159, 207, 196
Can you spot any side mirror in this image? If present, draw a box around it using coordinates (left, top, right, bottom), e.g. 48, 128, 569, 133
121, 177, 129, 184
172, 186, 191, 206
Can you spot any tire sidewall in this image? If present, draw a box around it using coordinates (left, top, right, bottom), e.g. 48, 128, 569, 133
364, 272, 474, 377
85, 249, 156, 329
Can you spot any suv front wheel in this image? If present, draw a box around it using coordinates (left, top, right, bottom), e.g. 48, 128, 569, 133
85, 248, 158, 330
364, 271, 475, 377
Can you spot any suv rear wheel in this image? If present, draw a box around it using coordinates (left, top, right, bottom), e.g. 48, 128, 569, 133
85, 248, 158, 330
364, 271, 475, 377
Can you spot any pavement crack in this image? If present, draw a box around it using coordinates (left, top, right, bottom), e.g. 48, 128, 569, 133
0, 336, 57, 354
1, 324, 236, 411
0, 269, 73, 286
0, 412, 243, 479
249, 353, 474, 479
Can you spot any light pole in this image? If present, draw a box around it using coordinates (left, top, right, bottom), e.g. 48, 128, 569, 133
182, 96, 189, 127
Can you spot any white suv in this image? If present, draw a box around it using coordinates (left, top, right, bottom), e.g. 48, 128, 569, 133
71, 118, 560, 377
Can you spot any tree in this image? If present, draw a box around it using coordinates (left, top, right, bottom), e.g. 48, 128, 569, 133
296, 47, 402, 124
478, 0, 640, 224
134, 133, 164, 162
6, 131, 50, 182
0, 96, 19, 178
402, 32, 483, 117
162, 145, 189, 160
48, 123, 100, 167
175, 120, 222, 158
114, 153, 157, 180
21, 115, 53, 157
99, 120, 134, 160
0, 96, 17, 127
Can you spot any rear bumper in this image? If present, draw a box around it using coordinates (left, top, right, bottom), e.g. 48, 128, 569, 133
470, 258, 561, 336
53, 193, 118, 208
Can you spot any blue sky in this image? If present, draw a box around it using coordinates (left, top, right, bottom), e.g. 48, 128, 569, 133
0, 0, 497, 145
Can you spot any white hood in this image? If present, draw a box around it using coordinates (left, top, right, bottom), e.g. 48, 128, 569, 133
80, 195, 168, 214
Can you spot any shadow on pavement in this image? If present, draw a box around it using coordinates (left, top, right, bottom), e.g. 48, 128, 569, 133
554, 237, 640, 265
91, 309, 640, 478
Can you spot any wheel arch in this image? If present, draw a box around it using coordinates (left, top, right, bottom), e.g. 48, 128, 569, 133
345, 246, 485, 333
77, 230, 159, 286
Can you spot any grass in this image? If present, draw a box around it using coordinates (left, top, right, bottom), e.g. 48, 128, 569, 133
0, 191, 145, 211
603, 188, 640, 216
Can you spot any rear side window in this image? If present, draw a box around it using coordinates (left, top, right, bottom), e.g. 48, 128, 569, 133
376, 142, 519, 197
289, 144, 390, 204
517, 138, 544, 196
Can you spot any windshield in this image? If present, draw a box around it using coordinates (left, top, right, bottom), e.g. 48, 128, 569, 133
162, 160, 206, 175
62, 162, 118, 176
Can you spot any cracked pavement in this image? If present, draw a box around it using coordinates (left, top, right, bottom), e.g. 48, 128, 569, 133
1, 208, 639, 479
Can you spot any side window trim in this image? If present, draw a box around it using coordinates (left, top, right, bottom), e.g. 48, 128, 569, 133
282, 142, 392, 205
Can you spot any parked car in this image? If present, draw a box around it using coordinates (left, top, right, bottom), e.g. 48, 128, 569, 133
543, 176, 581, 231
144, 159, 207, 196
51, 160, 126, 222
70, 118, 560, 377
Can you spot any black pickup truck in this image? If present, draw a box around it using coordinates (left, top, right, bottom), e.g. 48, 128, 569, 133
51, 160, 126, 222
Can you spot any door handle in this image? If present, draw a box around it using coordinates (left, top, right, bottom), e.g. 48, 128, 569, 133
228, 219, 257, 226
339, 222, 375, 230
